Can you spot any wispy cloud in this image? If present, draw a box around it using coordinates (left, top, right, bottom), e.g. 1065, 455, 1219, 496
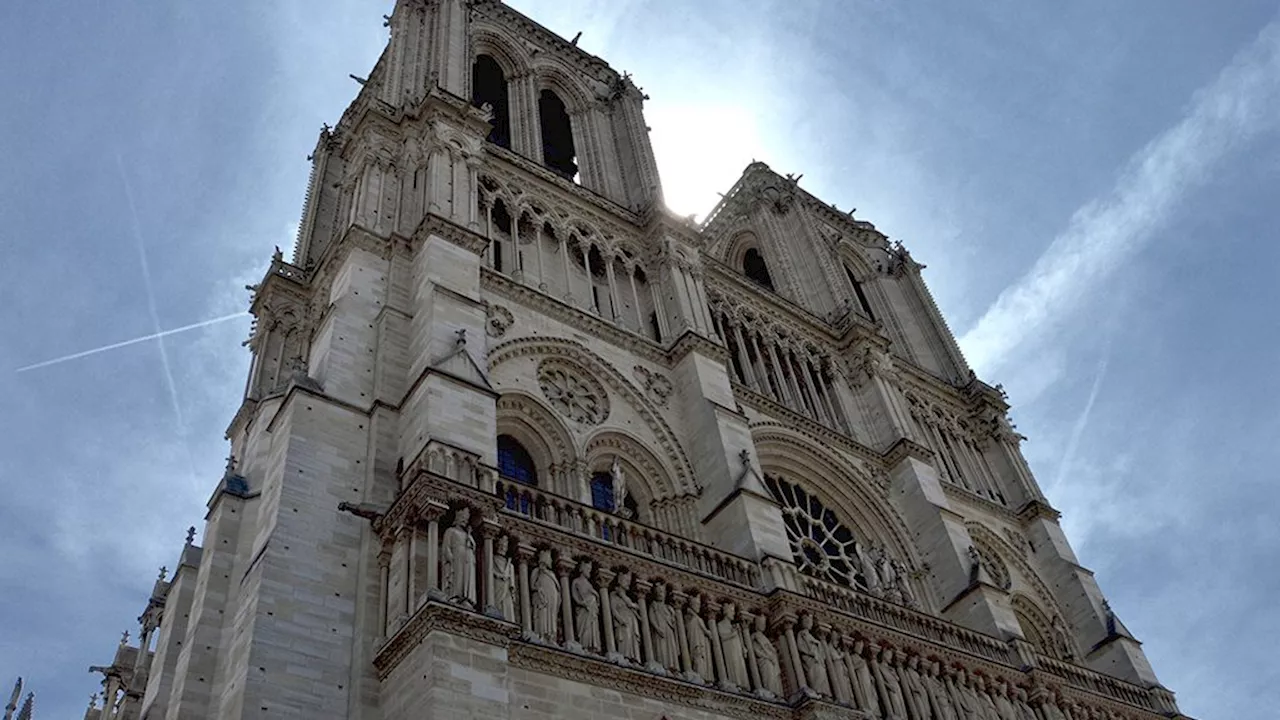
960, 20, 1280, 374
1047, 332, 1112, 498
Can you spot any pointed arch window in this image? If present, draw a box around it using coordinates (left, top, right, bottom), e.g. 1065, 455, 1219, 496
743, 248, 774, 291
539, 89, 579, 181
843, 263, 875, 321
497, 434, 537, 486
471, 55, 511, 149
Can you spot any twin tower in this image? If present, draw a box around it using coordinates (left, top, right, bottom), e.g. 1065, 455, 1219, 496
86, 2, 1186, 719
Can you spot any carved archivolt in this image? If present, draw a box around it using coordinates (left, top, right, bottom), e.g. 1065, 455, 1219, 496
488, 336, 699, 496
582, 430, 678, 510
965, 522, 1067, 628
495, 392, 577, 474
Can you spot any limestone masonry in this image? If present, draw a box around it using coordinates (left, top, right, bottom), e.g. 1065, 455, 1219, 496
85, 2, 1189, 719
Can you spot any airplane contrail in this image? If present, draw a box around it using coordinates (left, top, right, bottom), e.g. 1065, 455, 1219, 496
14, 312, 248, 373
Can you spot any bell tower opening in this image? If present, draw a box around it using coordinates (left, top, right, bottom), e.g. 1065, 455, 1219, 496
472, 55, 511, 149
743, 248, 774, 290
539, 89, 578, 181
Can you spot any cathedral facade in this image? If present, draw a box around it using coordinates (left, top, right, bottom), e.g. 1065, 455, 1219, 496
87, 2, 1188, 719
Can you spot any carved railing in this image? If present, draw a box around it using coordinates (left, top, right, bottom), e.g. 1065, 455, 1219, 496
374, 472, 1182, 719
797, 574, 1014, 666
494, 477, 761, 589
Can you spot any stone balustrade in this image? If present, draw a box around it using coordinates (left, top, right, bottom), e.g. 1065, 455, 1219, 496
374, 471, 1183, 720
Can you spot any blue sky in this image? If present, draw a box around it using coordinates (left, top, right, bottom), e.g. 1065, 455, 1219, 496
1, 1, 1276, 716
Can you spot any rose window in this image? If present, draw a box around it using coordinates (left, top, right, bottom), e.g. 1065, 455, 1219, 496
764, 473, 870, 590
537, 361, 608, 426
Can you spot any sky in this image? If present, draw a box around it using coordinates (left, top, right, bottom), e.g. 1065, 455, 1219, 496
1, 1, 1277, 717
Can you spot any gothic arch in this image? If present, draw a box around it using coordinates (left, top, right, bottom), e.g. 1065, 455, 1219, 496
750, 425, 933, 599
470, 25, 533, 79
964, 522, 1066, 625
582, 429, 678, 514
487, 336, 698, 499
495, 391, 578, 479
531, 58, 595, 114
1010, 594, 1055, 656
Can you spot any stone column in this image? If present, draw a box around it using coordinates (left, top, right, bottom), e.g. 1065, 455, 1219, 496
781, 617, 806, 696
597, 568, 618, 659
424, 500, 447, 601
480, 519, 499, 616
672, 590, 692, 676
401, 525, 418, 614
636, 579, 660, 674
628, 266, 643, 332
559, 234, 573, 304
706, 600, 728, 688
556, 557, 576, 649
742, 611, 763, 693
733, 322, 759, 390
516, 544, 535, 635
377, 551, 391, 636
605, 252, 620, 322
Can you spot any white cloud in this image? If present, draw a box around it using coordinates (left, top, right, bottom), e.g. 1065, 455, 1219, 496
960, 20, 1280, 375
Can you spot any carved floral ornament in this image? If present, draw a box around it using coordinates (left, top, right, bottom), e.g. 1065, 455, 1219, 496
632, 365, 673, 407
484, 302, 515, 338
537, 359, 609, 426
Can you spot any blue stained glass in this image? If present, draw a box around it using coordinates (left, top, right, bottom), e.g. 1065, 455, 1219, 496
497, 435, 537, 486
590, 472, 615, 511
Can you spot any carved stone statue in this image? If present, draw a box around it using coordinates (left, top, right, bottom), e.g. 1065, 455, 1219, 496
846, 638, 880, 715
975, 675, 1001, 720
530, 549, 559, 642
1050, 616, 1075, 660
648, 583, 680, 671
610, 570, 641, 662
491, 535, 516, 621
751, 614, 783, 696
610, 455, 629, 516
685, 594, 713, 681
796, 614, 831, 696
825, 631, 854, 705
925, 661, 958, 720
717, 603, 750, 689
903, 654, 932, 720
893, 559, 918, 608
875, 648, 908, 720
853, 541, 880, 594
571, 560, 600, 652
951, 669, 983, 720
876, 550, 902, 604
440, 507, 476, 605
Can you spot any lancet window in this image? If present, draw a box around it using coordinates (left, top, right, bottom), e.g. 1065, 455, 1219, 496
539, 89, 578, 181
905, 394, 1008, 505
471, 55, 511, 149
743, 247, 774, 290
478, 176, 668, 344
710, 308, 848, 434
843, 263, 876, 321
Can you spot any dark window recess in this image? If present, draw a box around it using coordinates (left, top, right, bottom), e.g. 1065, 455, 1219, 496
743, 248, 774, 290
844, 264, 876, 321
491, 201, 512, 273
471, 55, 511, 149
497, 435, 537, 486
648, 311, 662, 342
590, 472, 615, 511
539, 90, 578, 181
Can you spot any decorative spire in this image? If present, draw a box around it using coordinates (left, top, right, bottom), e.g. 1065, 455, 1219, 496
14, 694, 31, 720
158, 566, 168, 581
185, 526, 196, 545
119, 630, 130, 647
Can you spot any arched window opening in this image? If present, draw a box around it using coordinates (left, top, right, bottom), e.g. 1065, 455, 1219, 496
539, 89, 578, 181
591, 471, 640, 516
491, 200, 512, 273
844, 263, 876, 321
471, 55, 511, 149
1015, 610, 1048, 655
743, 248, 774, 290
587, 245, 606, 277
497, 434, 537, 486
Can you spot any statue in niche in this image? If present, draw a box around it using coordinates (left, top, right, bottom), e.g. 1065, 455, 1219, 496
893, 559, 918, 608
531, 549, 559, 642
1036, 689, 1068, 720
440, 507, 476, 606
751, 614, 783, 696
685, 594, 713, 681
648, 583, 680, 671
950, 669, 983, 720
974, 675, 1000, 720
854, 541, 880, 595
1012, 686, 1037, 720
491, 535, 516, 621
876, 550, 902, 604
610, 455, 631, 517
845, 637, 880, 715
610, 570, 641, 662
824, 631, 854, 705
875, 648, 908, 720
925, 661, 958, 720
571, 560, 601, 652
992, 680, 1018, 720
717, 603, 750, 688
903, 655, 932, 720
795, 614, 831, 696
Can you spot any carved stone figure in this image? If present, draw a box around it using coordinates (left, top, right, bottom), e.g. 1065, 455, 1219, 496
648, 583, 680, 671
825, 631, 854, 705
685, 594, 713, 680
875, 648, 908, 720
796, 614, 831, 696
925, 661, 958, 720
903, 654, 932, 720
610, 455, 629, 515
1037, 690, 1068, 720
531, 549, 559, 642
1051, 617, 1075, 660
994, 680, 1019, 720
846, 638, 881, 715
893, 559, 918, 607
610, 570, 641, 662
491, 535, 516, 621
440, 507, 476, 605
571, 560, 600, 652
751, 614, 783, 696
975, 676, 1000, 720
951, 669, 982, 720
717, 603, 749, 688
854, 541, 880, 594
876, 550, 902, 604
